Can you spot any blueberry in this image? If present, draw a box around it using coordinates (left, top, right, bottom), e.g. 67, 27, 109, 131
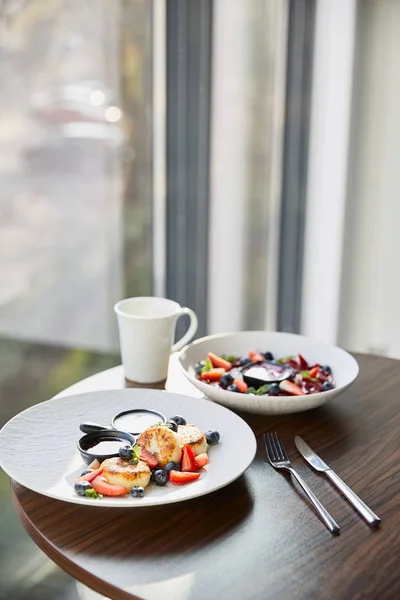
130, 486, 145, 498
205, 430, 220, 445
153, 469, 169, 486
227, 384, 240, 393
74, 481, 92, 496
239, 357, 251, 367
195, 361, 204, 375
268, 383, 280, 396
164, 461, 181, 473
80, 469, 93, 477
165, 420, 178, 432
322, 381, 334, 391
219, 373, 234, 388
321, 365, 332, 374
263, 351, 274, 360
170, 415, 186, 426
119, 445, 134, 460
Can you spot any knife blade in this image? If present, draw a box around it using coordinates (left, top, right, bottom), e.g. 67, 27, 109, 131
294, 436, 381, 527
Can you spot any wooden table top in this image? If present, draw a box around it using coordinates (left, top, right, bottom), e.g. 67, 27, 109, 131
11, 353, 400, 600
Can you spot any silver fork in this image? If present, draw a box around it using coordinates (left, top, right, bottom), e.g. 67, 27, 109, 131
264, 432, 340, 535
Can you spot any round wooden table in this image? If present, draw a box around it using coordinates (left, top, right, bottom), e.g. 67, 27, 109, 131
11, 354, 400, 600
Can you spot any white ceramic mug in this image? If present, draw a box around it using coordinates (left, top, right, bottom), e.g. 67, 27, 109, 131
114, 297, 198, 383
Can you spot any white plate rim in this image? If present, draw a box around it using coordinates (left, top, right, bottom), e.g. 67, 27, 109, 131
0, 389, 257, 507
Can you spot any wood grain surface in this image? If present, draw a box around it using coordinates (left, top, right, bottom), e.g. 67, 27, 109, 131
11, 353, 400, 600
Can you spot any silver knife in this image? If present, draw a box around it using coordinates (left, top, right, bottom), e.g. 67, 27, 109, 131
294, 436, 381, 527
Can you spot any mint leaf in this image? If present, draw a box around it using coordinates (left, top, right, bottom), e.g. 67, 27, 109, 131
220, 354, 237, 363
130, 444, 141, 464
84, 488, 98, 498
278, 355, 295, 363
256, 384, 271, 395
246, 387, 257, 395
200, 358, 213, 373
300, 371, 317, 382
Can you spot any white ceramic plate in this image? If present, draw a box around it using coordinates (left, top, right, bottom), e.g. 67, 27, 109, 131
178, 331, 359, 415
0, 389, 256, 507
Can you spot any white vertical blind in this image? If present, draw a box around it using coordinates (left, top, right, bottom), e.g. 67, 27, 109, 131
152, 0, 167, 298
207, 0, 251, 333
300, 0, 357, 344
338, 0, 400, 357
207, 0, 288, 334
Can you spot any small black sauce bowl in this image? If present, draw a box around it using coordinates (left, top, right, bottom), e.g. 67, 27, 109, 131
78, 429, 136, 465
242, 361, 294, 388
111, 408, 166, 435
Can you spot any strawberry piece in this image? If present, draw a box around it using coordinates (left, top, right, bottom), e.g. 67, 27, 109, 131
249, 351, 265, 363
207, 352, 232, 371
140, 448, 158, 469
76, 466, 103, 483
201, 368, 225, 382
298, 353, 309, 369
194, 453, 209, 468
233, 378, 248, 393
181, 444, 197, 472
91, 476, 127, 496
309, 366, 320, 378
279, 380, 305, 396
169, 470, 201, 485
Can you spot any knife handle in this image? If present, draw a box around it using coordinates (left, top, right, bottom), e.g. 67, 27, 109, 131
288, 468, 340, 535
326, 470, 381, 526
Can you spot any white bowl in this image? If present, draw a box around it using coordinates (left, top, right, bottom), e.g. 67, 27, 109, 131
178, 331, 359, 415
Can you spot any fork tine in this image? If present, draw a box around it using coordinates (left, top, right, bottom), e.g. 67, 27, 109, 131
266, 432, 279, 462
274, 432, 288, 461
270, 432, 283, 461
263, 433, 274, 463
275, 432, 289, 460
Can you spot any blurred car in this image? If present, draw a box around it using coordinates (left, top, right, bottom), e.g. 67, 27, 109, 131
24, 80, 131, 173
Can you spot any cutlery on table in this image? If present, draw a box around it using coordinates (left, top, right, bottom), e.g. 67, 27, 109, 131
264, 432, 340, 535
294, 436, 381, 527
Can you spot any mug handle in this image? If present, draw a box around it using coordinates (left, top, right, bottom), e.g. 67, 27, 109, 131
172, 307, 198, 352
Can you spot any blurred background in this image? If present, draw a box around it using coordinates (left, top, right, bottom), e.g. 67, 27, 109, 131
0, 0, 399, 597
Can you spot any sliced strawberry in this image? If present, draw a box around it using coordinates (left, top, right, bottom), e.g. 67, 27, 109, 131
169, 470, 201, 485
76, 466, 103, 483
91, 476, 127, 496
298, 353, 309, 369
249, 350, 265, 363
181, 444, 197, 472
207, 352, 232, 371
201, 367, 225, 382
279, 380, 305, 396
194, 453, 209, 468
309, 366, 320, 378
233, 378, 248, 393
140, 448, 158, 469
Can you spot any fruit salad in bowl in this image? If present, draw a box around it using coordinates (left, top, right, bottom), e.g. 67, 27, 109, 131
178, 331, 359, 415
74, 415, 220, 500
195, 350, 336, 397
